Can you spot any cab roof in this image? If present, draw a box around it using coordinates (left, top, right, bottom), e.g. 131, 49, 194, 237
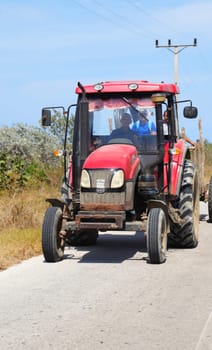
75, 80, 180, 95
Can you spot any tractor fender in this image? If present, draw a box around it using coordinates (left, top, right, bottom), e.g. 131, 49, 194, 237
147, 199, 169, 231
46, 198, 64, 209
169, 139, 190, 197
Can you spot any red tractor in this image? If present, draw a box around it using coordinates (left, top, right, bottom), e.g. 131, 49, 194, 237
41, 80, 199, 264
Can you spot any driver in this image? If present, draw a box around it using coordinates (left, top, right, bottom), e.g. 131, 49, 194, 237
109, 113, 138, 144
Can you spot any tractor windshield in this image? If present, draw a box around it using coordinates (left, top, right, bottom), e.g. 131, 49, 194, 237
88, 95, 158, 153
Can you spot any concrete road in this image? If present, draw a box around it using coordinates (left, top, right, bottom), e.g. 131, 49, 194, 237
0, 202, 212, 350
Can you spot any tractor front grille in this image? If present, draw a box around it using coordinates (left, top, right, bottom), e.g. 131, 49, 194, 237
81, 191, 125, 206
88, 169, 114, 188
80, 169, 125, 208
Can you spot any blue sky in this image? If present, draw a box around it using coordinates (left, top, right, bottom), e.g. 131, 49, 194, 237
0, 0, 212, 141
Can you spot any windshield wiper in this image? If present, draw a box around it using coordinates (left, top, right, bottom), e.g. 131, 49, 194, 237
120, 96, 148, 121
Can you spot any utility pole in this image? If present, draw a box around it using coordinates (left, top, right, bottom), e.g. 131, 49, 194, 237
155, 38, 197, 85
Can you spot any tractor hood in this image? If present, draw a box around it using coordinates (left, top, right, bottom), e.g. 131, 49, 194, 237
83, 144, 140, 180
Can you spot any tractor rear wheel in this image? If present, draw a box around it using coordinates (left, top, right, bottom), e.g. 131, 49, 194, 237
208, 176, 212, 222
147, 208, 167, 264
169, 160, 199, 248
42, 207, 65, 262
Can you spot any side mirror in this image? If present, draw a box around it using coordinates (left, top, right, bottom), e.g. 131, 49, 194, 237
41, 109, 52, 126
183, 106, 198, 119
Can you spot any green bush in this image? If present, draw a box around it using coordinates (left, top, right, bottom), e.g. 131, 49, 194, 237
0, 124, 63, 191
0, 153, 48, 190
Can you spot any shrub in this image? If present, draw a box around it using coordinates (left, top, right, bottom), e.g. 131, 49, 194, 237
0, 124, 60, 163
0, 124, 62, 190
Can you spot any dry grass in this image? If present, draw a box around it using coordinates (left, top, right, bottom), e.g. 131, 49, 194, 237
204, 164, 212, 184
0, 185, 56, 230
0, 228, 42, 270
0, 167, 62, 270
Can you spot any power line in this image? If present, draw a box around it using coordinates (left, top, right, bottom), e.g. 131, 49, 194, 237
73, 0, 161, 39
71, 0, 130, 32
93, 0, 159, 38
72, 0, 147, 37
126, 0, 178, 39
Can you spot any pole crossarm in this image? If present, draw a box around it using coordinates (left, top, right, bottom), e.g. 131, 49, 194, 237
156, 43, 197, 49
155, 38, 197, 49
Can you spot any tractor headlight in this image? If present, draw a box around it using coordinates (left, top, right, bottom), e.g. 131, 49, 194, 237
111, 170, 124, 189
81, 170, 91, 188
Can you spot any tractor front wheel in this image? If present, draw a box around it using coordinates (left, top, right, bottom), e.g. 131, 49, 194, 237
147, 208, 167, 264
42, 207, 65, 262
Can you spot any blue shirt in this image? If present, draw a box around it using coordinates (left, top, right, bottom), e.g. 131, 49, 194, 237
131, 120, 156, 135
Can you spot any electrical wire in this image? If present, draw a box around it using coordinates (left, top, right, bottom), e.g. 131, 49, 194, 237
72, 0, 142, 36
126, 0, 178, 36
92, 0, 156, 38
73, 0, 161, 38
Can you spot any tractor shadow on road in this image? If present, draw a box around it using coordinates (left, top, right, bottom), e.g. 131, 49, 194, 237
65, 231, 147, 264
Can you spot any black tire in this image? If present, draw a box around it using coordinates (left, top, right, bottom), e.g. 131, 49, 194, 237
147, 208, 167, 264
169, 160, 199, 248
208, 176, 212, 222
42, 207, 65, 262
69, 230, 98, 246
